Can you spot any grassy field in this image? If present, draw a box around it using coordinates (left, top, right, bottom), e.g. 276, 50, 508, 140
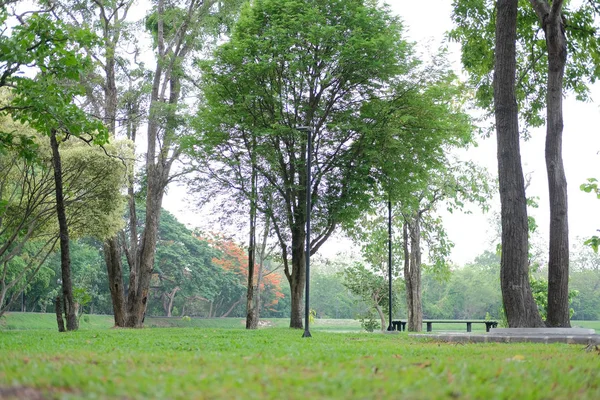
1, 314, 599, 399
2, 312, 599, 332
1, 326, 600, 399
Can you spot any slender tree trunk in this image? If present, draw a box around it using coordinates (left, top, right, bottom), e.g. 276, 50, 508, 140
403, 217, 423, 332
529, 0, 571, 327
494, 0, 545, 327
103, 238, 126, 327
55, 296, 65, 332
253, 220, 270, 322
246, 167, 258, 329
50, 130, 78, 332
167, 287, 179, 317
374, 302, 386, 332
221, 296, 244, 318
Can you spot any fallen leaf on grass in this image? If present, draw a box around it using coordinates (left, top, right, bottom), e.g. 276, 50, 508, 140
392, 354, 402, 359
506, 355, 525, 362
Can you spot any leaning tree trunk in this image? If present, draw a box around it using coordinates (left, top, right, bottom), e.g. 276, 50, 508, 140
494, 0, 544, 327
530, 0, 571, 327
374, 301, 387, 332
403, 217, 423, 332
50, 130, 78, 332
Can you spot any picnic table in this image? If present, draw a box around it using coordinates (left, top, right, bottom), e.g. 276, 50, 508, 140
391, 319, 498, 332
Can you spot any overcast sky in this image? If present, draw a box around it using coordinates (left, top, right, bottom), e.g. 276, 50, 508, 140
165, 0, 600, 266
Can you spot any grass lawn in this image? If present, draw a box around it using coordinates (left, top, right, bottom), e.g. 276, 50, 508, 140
1, 320, 600, 399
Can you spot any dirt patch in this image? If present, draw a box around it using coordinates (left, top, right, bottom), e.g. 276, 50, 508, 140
0, 386, 47, 400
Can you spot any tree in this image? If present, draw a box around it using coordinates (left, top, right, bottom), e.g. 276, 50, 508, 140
185, 0, 472, 328
151, 210, 221, 317
492, 0, 544, 327
48, 0, 245, 327
205, 234, 283, 318
452, 0, 600, 327
341, 262, 399, 332
0, 125, 129, 318
1, 3, 111, 331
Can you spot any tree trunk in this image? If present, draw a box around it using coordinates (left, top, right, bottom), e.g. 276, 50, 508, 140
289, 232, 306, 329
530, 0, 571, 327
246, 167, 258, 329
220, 296, 244, 318
167, 287, 179, 317
403, 217, 423, 332
125, 176, 164, 327
494, 0, 544, 327
50, 130, 78, 332
374, 302, 386, 332
103, 238, 126, 327
253, 220, 270, 322
55, 295, 65, 332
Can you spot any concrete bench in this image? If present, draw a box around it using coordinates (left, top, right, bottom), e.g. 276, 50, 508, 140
392, 319, 498, 332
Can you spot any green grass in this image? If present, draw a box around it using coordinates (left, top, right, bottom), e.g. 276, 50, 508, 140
0, 313, 363, 331
3, 312, 599, 333
1, 327, 599, 399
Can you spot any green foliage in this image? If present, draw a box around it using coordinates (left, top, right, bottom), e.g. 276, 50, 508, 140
450, 0, 600, 132
1, 327, 600, 398
581, 178, 600, 253
360, 314, 380, 332
0, 11, 108, 150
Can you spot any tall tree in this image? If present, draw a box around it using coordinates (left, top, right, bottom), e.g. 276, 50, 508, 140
528, 0, 569, 327
493, 0, 544, 327
1, 7, 110, 330
50, 0, 244, 327
452, 0, 600, 327
186, 0, 473, 328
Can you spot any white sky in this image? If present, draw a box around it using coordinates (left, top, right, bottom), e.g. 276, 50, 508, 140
165, 0, 600, 266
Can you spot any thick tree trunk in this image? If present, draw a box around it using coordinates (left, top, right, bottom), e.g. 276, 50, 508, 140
50, 130, 78, 332
531, 0, 571, 327
289, 232, 306, 329
55, 296, 65, 332
103, 238, 126, 327
126, 180, 163, 327
494, 0, 544, 327
403, 218, 423, 332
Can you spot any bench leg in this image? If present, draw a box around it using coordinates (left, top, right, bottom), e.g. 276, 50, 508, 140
427, 322, 432, 332
467, 322, 472, 332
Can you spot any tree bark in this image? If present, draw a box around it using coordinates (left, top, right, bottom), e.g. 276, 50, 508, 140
494, 0, 545, 327
403, 217, 423, 332
103, 238, 126, 327
50, 130, 78, 332
246, 166, 258, 329
529, 0, 570, 327
167, 287, 179, 317
288, 231, 306, 329
374, 302, 386, 332
55, 295, 65, 332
